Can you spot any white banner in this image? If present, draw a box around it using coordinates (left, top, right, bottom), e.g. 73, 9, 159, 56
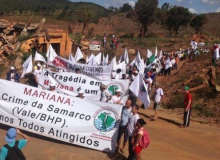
39, 69, 129, 103
0, 79, 122, 153
48, 56, 112, 80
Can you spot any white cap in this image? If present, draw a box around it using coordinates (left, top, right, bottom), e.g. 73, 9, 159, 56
37, 63, 41, 67
116, 89, 122, 93
10, 66, 15, 70
49, 82, 56, 87
78, 90, 84, 94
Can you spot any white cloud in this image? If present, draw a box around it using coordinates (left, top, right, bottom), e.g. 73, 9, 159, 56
189, 1, 193, 4
189, 8, 198, 14
202, 0, 219, 5
128, 1, 135, 7
176, 0, 183, 2
216, 7, 220, 13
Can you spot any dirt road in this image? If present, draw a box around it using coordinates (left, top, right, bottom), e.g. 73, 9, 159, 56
0, 108, 220, 160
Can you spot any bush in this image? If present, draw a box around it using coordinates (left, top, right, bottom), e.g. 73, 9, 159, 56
166, 93, 184, 109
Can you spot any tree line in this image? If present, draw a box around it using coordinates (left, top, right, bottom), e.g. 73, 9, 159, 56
126, 0, 208, 37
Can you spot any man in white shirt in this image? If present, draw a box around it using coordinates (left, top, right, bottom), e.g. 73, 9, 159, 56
34, 63, 42, 87
100, 84, 111, 103
127, 105, 140, 160
153, 83, 164, 120
117, 99, 132, 153
144, 72, 153, 92
111, 89, 123, 105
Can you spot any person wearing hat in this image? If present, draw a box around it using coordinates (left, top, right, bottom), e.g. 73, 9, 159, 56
144, 72, 153, 92
180, 86, 192, 128
76, 89, 85, 99
6, 66, 20, 82
111, 89, 123, 105
48, 82, 57, 92
100, 84, 112, 103
0, 128, 30, 159
34, 63, 42, 87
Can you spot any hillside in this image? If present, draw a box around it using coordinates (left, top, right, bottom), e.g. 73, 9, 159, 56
0, 0, 108, 23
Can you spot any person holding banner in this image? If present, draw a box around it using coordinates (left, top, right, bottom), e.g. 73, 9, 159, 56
111, 89, 123, 105
0, 128, 30, 160
100, 84, 112, 103
34, 63, 42, 86
48, 82, 57, 92
76, 90, 85, 99
6, 66, 20, 82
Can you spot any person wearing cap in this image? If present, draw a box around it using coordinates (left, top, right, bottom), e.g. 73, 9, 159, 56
76, 89, 85, 99
0, 128, 30, 160
111, 89, 123, 105
48, 82, 57, 92
152, 83, 164, 120
180, 86, 192, 128
144, 72, 153, 92
6, 66, 20, 82
100, 84, 112, 103
33, 63, 42, 87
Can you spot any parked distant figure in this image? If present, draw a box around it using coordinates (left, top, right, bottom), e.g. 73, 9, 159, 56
0, 128, 30, 160
6, 66, 20, 82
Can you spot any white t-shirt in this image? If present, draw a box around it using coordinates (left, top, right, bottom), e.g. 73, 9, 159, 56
165, 60, 170, 70
145, 77, 153, 90
111, 95, 123, 104
171, 59, 176, 65
154, 88, 164, 103
100, 90, 111, 103
127, 113, 140, 136
10, 73, 15, 82
34, 69, 42, 82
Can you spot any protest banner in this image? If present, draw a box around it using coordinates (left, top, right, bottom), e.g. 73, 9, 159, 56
48, 56, 112, 80
0, 79, 122, 153
39, 69, 129, 103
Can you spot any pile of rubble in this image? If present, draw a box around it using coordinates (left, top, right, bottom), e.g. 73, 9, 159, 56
0, 19, 39, 62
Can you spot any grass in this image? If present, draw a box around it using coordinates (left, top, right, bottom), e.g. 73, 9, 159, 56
193, 103, 214, 117
164, 93, 184, 109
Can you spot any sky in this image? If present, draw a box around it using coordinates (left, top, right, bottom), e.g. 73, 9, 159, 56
70, 0, 220, 14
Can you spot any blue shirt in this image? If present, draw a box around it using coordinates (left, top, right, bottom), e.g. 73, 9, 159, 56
120, 106, 132, 127
0, 139, 27, 160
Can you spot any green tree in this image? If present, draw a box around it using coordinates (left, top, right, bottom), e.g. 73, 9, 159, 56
120, 3, 132, 13
161, 2, 172, 11
135, 0, 158, 37
81, 10, 93, 34
190, 15, 208, 34
166, 6, 192, 34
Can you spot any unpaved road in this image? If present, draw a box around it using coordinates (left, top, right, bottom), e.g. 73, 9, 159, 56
0, 108, 220, 160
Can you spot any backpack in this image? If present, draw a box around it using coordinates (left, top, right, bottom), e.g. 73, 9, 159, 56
4, 140, 26, 160
139, 129, 150, 149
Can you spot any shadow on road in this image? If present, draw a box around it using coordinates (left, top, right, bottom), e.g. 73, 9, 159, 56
158, 117, 182, 127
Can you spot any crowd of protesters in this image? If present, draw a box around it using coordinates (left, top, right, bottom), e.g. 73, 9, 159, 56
1, 41, 218, 160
